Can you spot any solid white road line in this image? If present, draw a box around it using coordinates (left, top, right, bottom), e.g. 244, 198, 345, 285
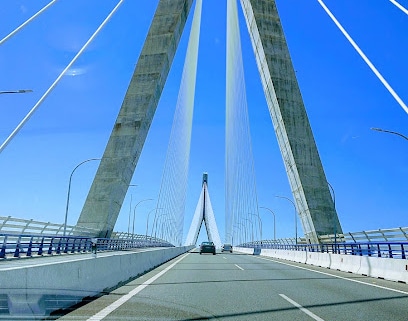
258, 256, 408, 295
235, 264, 244, 270
279, 294, 325, 321
86, 253, 190, 321
317, 0, 408, 114
390, 0, 408, 14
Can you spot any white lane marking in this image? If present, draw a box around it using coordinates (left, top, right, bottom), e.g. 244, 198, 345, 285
86, 253, 189, 321
257, 256, 408, 295
279, 294, 325, 321
390, 0, 408, 14
317, 0, 408, 114
235, 264, 244, 270
223, 256, 227, 260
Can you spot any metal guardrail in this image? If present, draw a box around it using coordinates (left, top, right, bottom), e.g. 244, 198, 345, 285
0, 233, 174, 259
240, 241, 408, 259
239, 227, 408, 259
243, 227, 408, 246
318, 227, 408, 243
3, 216, 407, 259
0, 216, 99, 236
0, 216, 175, 259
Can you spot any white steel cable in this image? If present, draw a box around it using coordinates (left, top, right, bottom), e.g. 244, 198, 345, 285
155, 0, 202, 246
225, 0, 260, 245
317, 0, 408, 114
0, 0, 125, 154
390, 0, 408, 14
0, 0, 58, 46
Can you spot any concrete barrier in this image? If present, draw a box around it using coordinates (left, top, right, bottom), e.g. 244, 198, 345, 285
239, 247, 408, 284
1, 246, 194, 318
235, 247, 253, 255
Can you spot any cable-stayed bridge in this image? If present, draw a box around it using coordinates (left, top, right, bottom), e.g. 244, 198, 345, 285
0, 0, 407, 319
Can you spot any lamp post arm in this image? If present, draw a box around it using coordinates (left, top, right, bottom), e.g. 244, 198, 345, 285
146, 207, 162, 240
0, 89, 33, 94
63, 158, 101, 236
260, 206, 276, 241
249, 213, 262, 243
126, 185, 138, 235
132, 198, 153, 238
371, 127, 408, 141
327, 182, 335, 209
275, 196, 298, 244
152, 211, 167, 239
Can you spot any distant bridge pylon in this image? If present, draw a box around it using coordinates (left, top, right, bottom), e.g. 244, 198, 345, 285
185, 173, 222, 248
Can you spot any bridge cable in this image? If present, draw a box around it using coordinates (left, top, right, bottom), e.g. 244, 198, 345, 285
389, 0, 408, 15
152, 0, 202, 246
0, 0, 125, 155
317, 0, 408, 114
225, 0, 260, 246
0, 0, 58, 46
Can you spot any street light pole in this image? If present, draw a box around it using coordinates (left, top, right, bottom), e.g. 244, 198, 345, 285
234, 224, 242, 246
371, 127, 408, 141
260, 207, 276, 241
243, 218, 254, 244
132, 198, 153, 240
152, 211, 168, 240
146, 207, 162, 242
126, 185, 138, 235
249, 213, 262, 244
63, 158, 101, 236
326, 182, 337, 247
156, 216, 170, 241
0, 89, 33, 95
275, 195, 298, 244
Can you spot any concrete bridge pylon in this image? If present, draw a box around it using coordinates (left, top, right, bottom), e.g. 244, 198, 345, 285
76, 0, 342, 243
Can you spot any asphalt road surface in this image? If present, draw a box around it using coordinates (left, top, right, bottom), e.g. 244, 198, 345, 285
58, 249, 408, 320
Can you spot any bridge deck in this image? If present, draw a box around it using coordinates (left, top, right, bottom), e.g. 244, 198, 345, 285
57, 249, 408, 321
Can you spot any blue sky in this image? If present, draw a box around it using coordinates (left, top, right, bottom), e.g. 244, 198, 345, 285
0, 0, 407, 243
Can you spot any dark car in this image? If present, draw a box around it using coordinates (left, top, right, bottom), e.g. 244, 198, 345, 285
200, 241, 216, 255
221, 243, 233, 253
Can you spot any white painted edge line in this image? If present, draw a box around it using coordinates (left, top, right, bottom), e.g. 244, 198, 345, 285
86, 253, 189, 321
390, 0, 408, 14
235, 264, 244, 270
279, 294, 325, 321
257, 256, 408, 295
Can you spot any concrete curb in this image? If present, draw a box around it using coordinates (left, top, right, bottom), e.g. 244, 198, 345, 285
236, 247, 408, 283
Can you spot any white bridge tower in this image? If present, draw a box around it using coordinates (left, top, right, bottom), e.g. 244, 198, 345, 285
185, 173, 222, 248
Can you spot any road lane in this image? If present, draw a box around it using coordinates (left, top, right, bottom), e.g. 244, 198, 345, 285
58, 250, 408, 320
